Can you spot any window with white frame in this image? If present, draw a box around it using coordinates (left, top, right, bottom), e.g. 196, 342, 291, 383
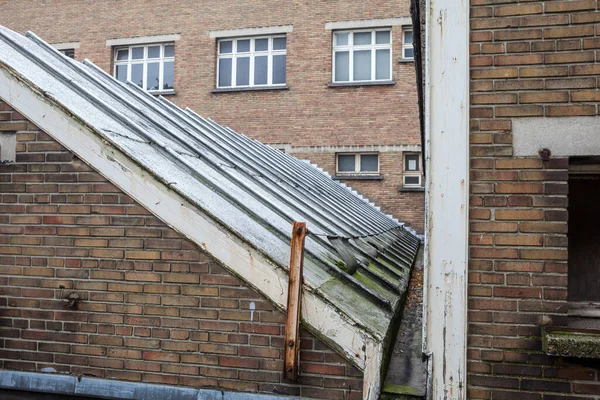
113, 43, 175, 92
336, 153, 379, 174
402, 28, 414, 60
217, 35, 286, 89
403, 153, 422, 186
332, 29, 392, 83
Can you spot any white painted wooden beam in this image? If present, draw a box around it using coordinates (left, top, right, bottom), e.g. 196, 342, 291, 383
423, 0, 469, 399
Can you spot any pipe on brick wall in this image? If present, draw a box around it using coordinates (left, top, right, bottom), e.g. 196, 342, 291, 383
0, 371, 303, 399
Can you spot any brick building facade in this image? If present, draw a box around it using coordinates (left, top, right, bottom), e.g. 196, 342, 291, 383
0, 0, 424, 232
0, 102, 364, 399
468, 0, 600, 398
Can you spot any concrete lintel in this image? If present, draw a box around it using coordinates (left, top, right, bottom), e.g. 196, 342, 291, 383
51, 41, 80, 50
106, 34, 181, 47
210, 25, 293, 38
513, 116, 600, 157
325, 18, 412, 30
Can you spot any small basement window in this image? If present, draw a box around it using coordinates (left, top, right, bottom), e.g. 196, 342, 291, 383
0, 131, 16, 163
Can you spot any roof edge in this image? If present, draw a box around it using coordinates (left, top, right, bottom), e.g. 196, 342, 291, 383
0, 63, 383, 374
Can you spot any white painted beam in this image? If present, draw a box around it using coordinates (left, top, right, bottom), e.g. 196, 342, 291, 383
423, 0, 469, 399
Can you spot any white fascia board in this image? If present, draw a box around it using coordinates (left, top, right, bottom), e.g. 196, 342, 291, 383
210, 25, 293, 39
424, 0, 469, 399
51, 42, 80, 50
106, 34, 181, 47
0, 68, 385, 400
325, 18, 411, 30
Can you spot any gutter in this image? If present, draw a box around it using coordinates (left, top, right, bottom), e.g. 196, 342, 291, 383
0, 371, 304, 400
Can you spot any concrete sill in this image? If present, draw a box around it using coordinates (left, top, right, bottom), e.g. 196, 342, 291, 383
399, 186, 424, 192
397, 58, 415, 63
333, 174, 383, 181
150, 90, 176, 96
210, 85, 289, 93
328, 81, 395, 88
543, 327, 600, 359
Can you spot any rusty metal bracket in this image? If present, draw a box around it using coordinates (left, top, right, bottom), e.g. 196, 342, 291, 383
283, 221, 307, 382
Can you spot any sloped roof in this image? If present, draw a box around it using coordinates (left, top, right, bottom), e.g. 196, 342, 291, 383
0, 26, 420, 395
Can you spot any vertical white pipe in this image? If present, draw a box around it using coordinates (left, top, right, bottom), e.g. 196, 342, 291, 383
423, 0, 470, 399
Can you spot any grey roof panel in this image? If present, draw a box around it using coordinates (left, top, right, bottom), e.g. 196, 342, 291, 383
0, 26, 421, 339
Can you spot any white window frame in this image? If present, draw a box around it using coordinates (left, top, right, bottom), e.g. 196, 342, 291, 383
332, 28, 392, 83
216, 35, 287, 89
402, 27, 414, 60
403, 153, 422, 187
336, 153, 380, 175
113, 43, 175, 93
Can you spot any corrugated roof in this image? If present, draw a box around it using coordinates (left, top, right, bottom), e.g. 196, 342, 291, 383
0, 26, 420, 344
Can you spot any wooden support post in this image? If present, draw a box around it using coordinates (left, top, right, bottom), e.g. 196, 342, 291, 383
283, 221, 307, 382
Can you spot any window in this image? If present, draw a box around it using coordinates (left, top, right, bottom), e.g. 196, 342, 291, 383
217, 35, 286, 89
403, 153, 421, 186
332, 29, 392, 83
113, 43, 175, 92
336, 153, 379, 174
402, 28, 414, 60
59, 48, 75, 59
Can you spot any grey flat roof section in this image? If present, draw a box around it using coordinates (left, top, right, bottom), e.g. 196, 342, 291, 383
0, 26, 420, 355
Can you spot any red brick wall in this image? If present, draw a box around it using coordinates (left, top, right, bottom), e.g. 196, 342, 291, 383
469, 1, 600, 398
0, 104, 363, 400
0, 0, 422, 229
292, 151, 425, 232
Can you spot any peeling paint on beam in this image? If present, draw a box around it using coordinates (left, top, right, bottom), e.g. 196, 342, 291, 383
423, 0, 469, 399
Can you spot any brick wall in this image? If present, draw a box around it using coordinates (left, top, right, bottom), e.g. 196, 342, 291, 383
291, 151, 425, 232
0, 104, 363, 400
0, 0, 422, 230
469, 1, 600, 398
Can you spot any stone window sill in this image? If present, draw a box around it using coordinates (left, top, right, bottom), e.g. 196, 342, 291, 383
150, 90, 176, 96
333, 174, 383, 181
543, 327, 600, 359
328, 81, 395, 88
210, 85, 289, 94
399, 186, 424, 192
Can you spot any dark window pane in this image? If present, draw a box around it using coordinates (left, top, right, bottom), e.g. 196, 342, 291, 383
219, 41, 232, 54
237, 39, 250, 52
218, 58, 232, 87
164, 44, 175, 57
255, 38, 268, 51
405, 154, 420, 171
354, 32, 371, 45
163, 61, 174, 90
254, 55, 268, 85
334, 51, 349, 82
360, 155, 378, 172
116, 49, 128, 61
273, 37, 286, 50
115, 64, 128, 83
60, 48, 75, 59
404, 48, 414, 59
131, 64, 143, 88
375, 49, 390, 80
131, 47, 144, 60
236, 57, 250, 86
353, 50, 371, 81
272, 54, 286, 84
404, 30, 413, 44
147, 46, 160, 59
405, 176, 420, 185
338, 155, 356, 172
146, 62, 160, 90
376, 31, 391, 44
